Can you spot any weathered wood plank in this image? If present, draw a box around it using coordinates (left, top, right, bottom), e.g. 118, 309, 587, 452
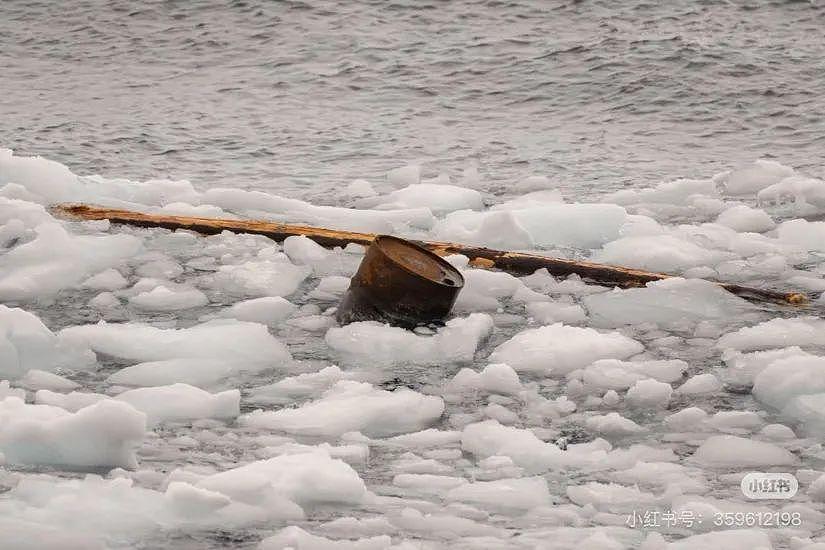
52, 203, 809, 305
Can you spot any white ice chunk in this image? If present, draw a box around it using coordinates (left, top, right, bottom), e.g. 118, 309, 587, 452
381, 429, 462, 449
593, 235, 733, 273
604, 177, 718, 206
197, 451, 367, 508
759, 175, 825, 210
626, 379, 672, 409
206, 259, 310, 298
0, 397, 146, 469
717, 317, 825, 352
19, 369, 79, 391
0, 222, 141, 301
461, 420, 573, 473
676, 374, 722, 395
200, 187, 433, 233
115, 384, 240, 427
325, 313, 492, 367
282, 235, 330, 266
308, 276, 351, 300
389, 506, 505, 539
61, 319, 290, 369
757, 424, 796, 441
777, 219, 825, 252
129, 284, 208, 311
219, 296, 297, 325
693, 435, 796, 467
488, 323, 643, 375
35, 390, 110, 412
715, 204, 775, 232
446, 476, 551, 510
81, 268, 128, 291
0, 305, 93, 379
164, 481, 231, 518
526, 301, 587, 325
718, 160, 795, 196
445, 363, 523, 396
393, 473, 466, 494
434, 203, 627, 249
585, 413, 645, 436
0, 149, 80, 203
584, 278, 755, 329
248, 366, 347, 406
364, 183, 483, 215
574, 359, 685, 392
664, 407, 709, 432
438, 210, 534, 250
708, 411, 764, 432
240, 381, 444, 438
721, 346, 811, 386
567, 482, 656, 513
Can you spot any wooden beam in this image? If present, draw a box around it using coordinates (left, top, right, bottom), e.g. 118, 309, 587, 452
52, 203, 809, 306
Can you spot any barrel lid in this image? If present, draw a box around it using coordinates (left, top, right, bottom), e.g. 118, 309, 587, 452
374, 235, 464, 288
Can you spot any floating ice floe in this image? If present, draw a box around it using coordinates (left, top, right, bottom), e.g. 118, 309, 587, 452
241, 380, 444, 438
204, 257, 311, 298
776, 219, 825, 252
60, 319, 292, 387
18, 369, 79, 391
433, 203, 627, 249
584, 278, 756, 330
0, 306, 94, 379
0, 397, 145, 469
692, 435, 796, 467
0, 217, 142, 301
36, 389, 110, 412
216, 296, 297, 324
488, 323, 643, 375
129, 284, 208, 311
196, 451, 368, 510
758, 174, 825, 212
356, 183, 484, 215
247, 365, 350, 406
569, 358, 685, 393
325, 313, 492, 367
717, 317, 825, 352
717, 159, 796, 196
593, 234, 734, 273
715, 204, 775, 233
626, 379, 673, 409
525, 300, 588, 325
199, 187, 434, 233
114, 384, 240, 427
444, 363, 524, 397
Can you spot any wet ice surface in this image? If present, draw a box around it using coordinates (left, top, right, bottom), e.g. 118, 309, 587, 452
2, 152, 825, 549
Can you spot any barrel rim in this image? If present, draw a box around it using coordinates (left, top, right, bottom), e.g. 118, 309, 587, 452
373, 234, 465, 288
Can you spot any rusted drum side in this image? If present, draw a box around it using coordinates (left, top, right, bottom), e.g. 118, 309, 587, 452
336, 235, 465, 328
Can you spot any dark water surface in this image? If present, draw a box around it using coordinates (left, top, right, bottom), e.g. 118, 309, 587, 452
3, 0, 824, 200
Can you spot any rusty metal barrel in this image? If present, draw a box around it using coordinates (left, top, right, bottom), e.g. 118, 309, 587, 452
336, 235, 465, 328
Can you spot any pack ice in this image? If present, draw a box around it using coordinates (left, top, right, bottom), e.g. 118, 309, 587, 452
1, 150, 825, 549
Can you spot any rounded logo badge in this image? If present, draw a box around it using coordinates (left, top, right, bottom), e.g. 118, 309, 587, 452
741, 472, 798, 500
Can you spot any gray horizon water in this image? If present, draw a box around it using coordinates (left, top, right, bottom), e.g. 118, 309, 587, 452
3, 0, 825, 203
